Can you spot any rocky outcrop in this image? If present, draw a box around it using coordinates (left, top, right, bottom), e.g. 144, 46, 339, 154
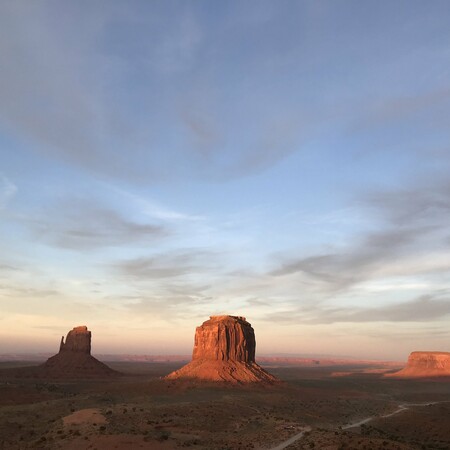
387, 351, 450, 378
41, 326, 118, 378
192, 315, 256, 362
166, 316, 277, 383
59, 326, 91, 354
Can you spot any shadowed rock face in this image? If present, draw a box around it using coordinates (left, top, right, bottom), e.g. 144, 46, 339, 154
59, 326, 91, 354
387, 351, 450, 378
167, 315, 277, 383
41, 326, 118, 378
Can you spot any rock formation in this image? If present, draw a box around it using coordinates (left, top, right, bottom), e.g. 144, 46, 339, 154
41, 326, 118, 378
59, 325, 91, 354
387, 351, 450, 378
166, 315, 277, 383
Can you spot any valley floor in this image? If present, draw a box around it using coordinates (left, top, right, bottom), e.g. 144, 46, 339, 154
0, 361, 449, 449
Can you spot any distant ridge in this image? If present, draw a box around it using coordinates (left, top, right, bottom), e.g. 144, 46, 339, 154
0, 353, 402, 366
386, 351, 450, 378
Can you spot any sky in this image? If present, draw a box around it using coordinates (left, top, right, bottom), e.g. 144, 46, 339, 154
1, 1, 450, 360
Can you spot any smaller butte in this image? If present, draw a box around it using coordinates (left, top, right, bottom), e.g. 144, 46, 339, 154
166, 315, 277, 383
386, 351, 450, 378
41, 326, 118, 378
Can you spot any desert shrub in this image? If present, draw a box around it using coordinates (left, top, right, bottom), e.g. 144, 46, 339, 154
156, 430, 171, 441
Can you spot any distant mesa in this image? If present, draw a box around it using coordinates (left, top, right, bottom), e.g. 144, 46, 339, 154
41, 326, 118, 378
386, 351, 450, 378
166, 315, 278, 383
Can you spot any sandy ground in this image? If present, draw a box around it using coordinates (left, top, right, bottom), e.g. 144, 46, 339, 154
0, 361, 449, 449
63, 408, 107, 426
56, 434, 176, 450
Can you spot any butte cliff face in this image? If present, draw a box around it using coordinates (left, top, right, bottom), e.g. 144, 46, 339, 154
387, 351, 450, 378
192, 315, 256, 362
166, 315, 277, 383
59, 325, 91, 354
41, 326, 118, 378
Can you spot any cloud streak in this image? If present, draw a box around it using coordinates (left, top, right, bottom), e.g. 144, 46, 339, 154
336, 294, 450, 323
0, 176, 17, 209
366, 181, 450, 226
113, 249, 219, 280
0, 2, 311, 183
266, 294, 450, 325
270, 178, 450, 296
270, 226, 435, 294
354, 87, 450, 132
21, 198, 168, 250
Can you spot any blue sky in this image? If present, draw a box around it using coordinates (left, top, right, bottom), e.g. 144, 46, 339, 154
1, 1, 450, 359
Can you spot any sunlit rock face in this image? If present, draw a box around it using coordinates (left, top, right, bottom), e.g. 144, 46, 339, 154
166, 315, 277, 384
387, 351, 450, 378
41, 326, 118, 378
192, 315, 256, 362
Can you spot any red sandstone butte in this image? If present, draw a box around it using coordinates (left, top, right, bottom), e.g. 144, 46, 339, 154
386, 351, 450, 378
166, 315, 277, 383
41, 326, 118, 378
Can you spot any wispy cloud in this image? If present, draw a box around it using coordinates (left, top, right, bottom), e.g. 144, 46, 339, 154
226, 117, 304, 178
0, 283, 59, 298
180, 106, 221, 159
354, 87, 450, 132
366, 180, 450, 226
270, 178, 450, 295
270, 226, 433, 293
0, 176, 17, 209
124, 288, 212, 321
107, 185, 204, 222
179, 101, 306, 180
151, 9, 202, 74
265, 294, 450, 325
333, 294, 450, 323
0, 2, 310, 183
0, 263, 19, 272
113, 249, 219, 280
20, 198, 168, 250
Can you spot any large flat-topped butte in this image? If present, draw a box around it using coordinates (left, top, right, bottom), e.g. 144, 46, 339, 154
167, 315, 277, 383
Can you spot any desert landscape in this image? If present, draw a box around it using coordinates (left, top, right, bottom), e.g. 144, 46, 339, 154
1, 356, 450, 449
2, 2, 450, 449
0, 320, 449, 449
